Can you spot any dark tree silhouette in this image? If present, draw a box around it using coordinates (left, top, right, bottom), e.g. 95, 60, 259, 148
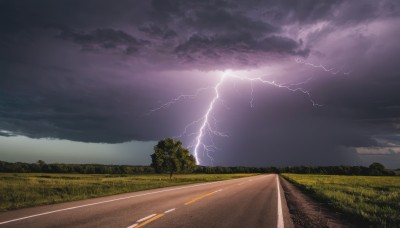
150, 138, 196, 179
369, 162, 385, 171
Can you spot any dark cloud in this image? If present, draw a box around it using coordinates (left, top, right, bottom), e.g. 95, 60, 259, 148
0, 66, 162, 143
277, 0, 342, 23
0, 0, 310, 66
331, 1, 400, 25
187, 9, 278, 35
151, 0, 180, 17
138, 24, 177, 39
174, 33, 308, 66
57, 28, 149, 55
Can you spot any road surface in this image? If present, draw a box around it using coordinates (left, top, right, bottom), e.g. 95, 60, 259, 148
0, 174, 292, 228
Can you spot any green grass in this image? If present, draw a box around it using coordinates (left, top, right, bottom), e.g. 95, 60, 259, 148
0, 173, 257, 211
282, 174, 400, 227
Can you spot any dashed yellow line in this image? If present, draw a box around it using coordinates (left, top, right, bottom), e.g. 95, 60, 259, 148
184, 189, 222, 205
127, 184, 233, 227
135, 213, 165, 228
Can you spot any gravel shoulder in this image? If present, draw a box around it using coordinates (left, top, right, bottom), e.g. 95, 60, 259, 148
279, 176, 359, 228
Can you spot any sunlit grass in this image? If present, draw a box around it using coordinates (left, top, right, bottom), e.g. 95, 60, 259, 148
0, 173, 256, 211
282, 174, 400, 227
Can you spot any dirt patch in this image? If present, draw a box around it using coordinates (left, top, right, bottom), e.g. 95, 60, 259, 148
280, 176, 358, 228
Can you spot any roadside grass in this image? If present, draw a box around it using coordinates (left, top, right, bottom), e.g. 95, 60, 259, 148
0, 173, 257, 211
282, 174, 400, 227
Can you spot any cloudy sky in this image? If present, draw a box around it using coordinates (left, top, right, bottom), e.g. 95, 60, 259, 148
1, 0, 400, 168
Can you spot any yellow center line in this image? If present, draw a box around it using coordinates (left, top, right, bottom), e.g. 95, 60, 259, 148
184, 189, 221, 205
135, 213, 165, 228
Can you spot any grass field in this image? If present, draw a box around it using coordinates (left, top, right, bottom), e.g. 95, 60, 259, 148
0, 173, 257, 211
282, 174, 400, 227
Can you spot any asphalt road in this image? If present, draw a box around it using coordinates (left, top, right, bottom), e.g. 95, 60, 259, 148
0, 174, 293, 228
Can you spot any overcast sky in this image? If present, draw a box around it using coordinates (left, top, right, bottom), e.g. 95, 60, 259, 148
1, 0, 400, 168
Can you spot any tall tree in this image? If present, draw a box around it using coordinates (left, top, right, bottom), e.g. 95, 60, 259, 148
150, 138, 196, 179
369, 162, 385, 171
369, 162, 386, 175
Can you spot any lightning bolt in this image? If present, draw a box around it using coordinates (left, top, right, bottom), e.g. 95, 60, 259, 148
192, 72, 228, 164
146, 87, 211, 115
148, 58, 345, 165
295, 58, 351, 75
226, 73, 322, 108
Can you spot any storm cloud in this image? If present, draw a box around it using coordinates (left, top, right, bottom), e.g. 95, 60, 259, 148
1, 0, 400, 167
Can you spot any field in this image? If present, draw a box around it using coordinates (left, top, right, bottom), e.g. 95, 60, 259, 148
0, 173, 257, 211
282, 174, 400, 227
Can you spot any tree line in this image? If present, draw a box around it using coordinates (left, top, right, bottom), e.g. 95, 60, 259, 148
0, 160, 395, 176
194, 163, 395, 176
0, 160, 155, 174
279, 162, 396, 176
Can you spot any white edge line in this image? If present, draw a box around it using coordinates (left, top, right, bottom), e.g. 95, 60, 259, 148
164, 208, 175, 214
276, 175, 284, 228
127, 223, 138, 228
0, 176, 253, 225
136, 214, 156, 223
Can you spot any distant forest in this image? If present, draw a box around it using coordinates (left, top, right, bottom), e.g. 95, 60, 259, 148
0, 160, 396, 176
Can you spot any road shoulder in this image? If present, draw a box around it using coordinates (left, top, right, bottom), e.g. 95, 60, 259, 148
278, 175, 294, 228
279, 176, 356, 228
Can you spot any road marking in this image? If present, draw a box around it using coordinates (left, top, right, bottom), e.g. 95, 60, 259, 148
164, 208, 175, 213
184, 189, 222, 205
128, 209, 175, 228
276, 176, 284, 228
0, 177, 248, 225
135, 214, 164, 228
136, 214, 156, 223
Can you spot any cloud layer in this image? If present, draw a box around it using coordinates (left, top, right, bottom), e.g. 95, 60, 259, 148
1, 0, 400, 167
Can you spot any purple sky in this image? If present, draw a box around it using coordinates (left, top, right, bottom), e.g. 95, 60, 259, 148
1, 0, 400, 167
